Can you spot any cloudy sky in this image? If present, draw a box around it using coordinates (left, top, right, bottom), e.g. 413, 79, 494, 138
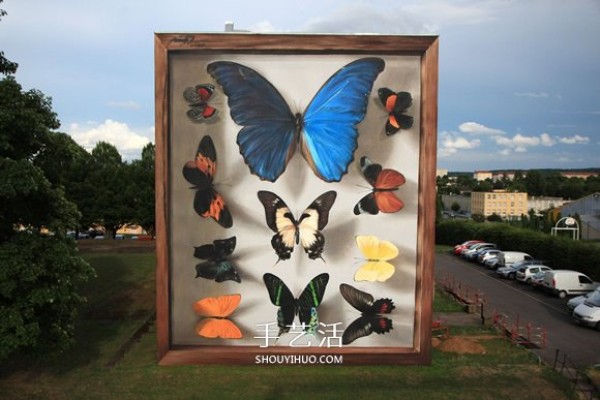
1, 0, 599, 171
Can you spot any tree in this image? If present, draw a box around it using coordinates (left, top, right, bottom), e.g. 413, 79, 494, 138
525, 170, 546, 196
0, 13, 94, 359
87, 142, 135, 238
128, 143, 155, 235
451, 201, 461, 213
486, 213, 503, 222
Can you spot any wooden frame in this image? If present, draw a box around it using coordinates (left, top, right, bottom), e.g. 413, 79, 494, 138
155, 33, 438, 365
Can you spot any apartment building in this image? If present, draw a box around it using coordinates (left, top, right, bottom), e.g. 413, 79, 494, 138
471, 190, 528, 220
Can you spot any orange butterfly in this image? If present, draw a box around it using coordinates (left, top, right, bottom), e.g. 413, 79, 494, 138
182, 135, 233, 228
354, 156, 405, 215
193, 294, 242, 339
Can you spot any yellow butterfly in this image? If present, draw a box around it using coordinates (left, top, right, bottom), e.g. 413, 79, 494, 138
354, 235, 399, 282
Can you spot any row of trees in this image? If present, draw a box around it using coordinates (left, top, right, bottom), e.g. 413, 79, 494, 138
438, 170, 600, 199
0, 2, 153, 360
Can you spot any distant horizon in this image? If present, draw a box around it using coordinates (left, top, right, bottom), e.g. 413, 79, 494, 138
442, 167, 600, 174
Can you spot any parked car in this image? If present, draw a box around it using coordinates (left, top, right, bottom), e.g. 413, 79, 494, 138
496, 259, 545, 279
485, 257, 501, 269
496, 251, 534, 268
572, 289, 600, 330
529, 270, 548, 289
462, 243, 496, 259
542, 270, 599, 298
567, 287, 600, 312
477, 249, 501, 265
516, 265, 552, 284
453, 240, 483, 255
465, 245, 497, 262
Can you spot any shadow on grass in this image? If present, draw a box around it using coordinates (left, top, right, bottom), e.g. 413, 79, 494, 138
0, 252, 156, 377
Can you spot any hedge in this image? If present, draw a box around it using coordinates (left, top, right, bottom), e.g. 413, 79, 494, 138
436, 220, 600, 281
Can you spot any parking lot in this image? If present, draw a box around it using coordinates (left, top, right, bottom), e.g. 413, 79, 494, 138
436, 252, 600, 368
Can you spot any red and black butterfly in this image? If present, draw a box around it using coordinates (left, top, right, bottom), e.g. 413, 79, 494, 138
354, 156, 405, 215
378, 88, 413, 136
182, 135, 233, 228
183, 84, 218, 122
339, 283, 394, 345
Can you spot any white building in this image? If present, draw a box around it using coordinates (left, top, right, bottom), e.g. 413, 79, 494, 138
560, 192, 600, 240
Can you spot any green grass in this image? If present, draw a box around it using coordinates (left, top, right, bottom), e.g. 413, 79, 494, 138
0, 251, 578, 400
433, 287, 465, 313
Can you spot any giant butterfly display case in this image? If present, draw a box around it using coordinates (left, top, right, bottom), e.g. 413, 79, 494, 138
155, 33, 438, 365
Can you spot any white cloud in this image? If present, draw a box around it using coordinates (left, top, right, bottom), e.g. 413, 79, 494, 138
513, 133, 540, 147
540, 133, 556, 146
438, 132, 480, 157
493, 133, 542, 153
249, 20, 278, 33
302, 3, 430, 34
514, 92, 549, 98
68, 119, 154, 160
558, 134, 590, 144
459, 121, 505, 135
107, 100, 141, 110
403, 1, 502, 29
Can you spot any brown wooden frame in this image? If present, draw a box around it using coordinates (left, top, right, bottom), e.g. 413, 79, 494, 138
155, 33, 438, 365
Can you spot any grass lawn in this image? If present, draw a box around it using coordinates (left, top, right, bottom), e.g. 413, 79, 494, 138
0, 246, 578, 400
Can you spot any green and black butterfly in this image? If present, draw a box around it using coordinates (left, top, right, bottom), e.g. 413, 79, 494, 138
263, 273, 329, 335
194, 236, 240, 283
339, 283, 394, 345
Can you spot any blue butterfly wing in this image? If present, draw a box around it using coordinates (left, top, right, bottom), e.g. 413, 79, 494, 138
207, 61, 296, 182
301, 58, 385, 182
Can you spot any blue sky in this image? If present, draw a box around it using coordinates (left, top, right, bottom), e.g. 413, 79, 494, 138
1, 0, 599, 171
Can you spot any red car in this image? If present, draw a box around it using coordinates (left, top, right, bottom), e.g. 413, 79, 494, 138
453, 240, 483, 255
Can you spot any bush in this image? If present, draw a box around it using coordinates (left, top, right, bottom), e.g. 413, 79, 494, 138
0, 233, 95, 360
437, 220, 600, 280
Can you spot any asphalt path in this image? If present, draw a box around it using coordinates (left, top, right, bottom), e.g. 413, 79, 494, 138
436, 252, 600, 368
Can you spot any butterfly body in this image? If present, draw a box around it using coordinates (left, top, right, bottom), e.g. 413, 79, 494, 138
354, 156, 405, 215
258, 190, 336, 261
354, 235, 399, 282
339, 284, 395, 344
194, 236, 240, 283
182, 135, 233, 228
208, 58, 385, 182
264, 273, 329, 335
378, 88, 413, 136
184, 84, 218, 122
193, 294, 242, 339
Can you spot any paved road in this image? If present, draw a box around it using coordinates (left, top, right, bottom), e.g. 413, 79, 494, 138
436, 252, 600, 368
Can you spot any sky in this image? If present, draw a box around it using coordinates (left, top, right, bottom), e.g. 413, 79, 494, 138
1, 0, 599, 171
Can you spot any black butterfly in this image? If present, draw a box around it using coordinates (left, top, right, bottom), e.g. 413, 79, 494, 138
194, 236, 240, 283
182, 135, 233, 228
378, 88, 413, 136
257, 190, 336, 261
339, 283, 395, 345
263, 273, 329, 335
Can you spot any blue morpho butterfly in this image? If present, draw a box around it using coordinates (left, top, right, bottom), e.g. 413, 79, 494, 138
207, 58, 385, 182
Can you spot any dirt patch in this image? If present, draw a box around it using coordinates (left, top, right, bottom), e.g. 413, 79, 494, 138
77, 240, 155, 253
434, 336, 487, 354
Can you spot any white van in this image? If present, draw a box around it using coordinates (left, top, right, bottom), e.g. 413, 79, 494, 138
542, 270, 599, 299
496, 251, 533, 267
